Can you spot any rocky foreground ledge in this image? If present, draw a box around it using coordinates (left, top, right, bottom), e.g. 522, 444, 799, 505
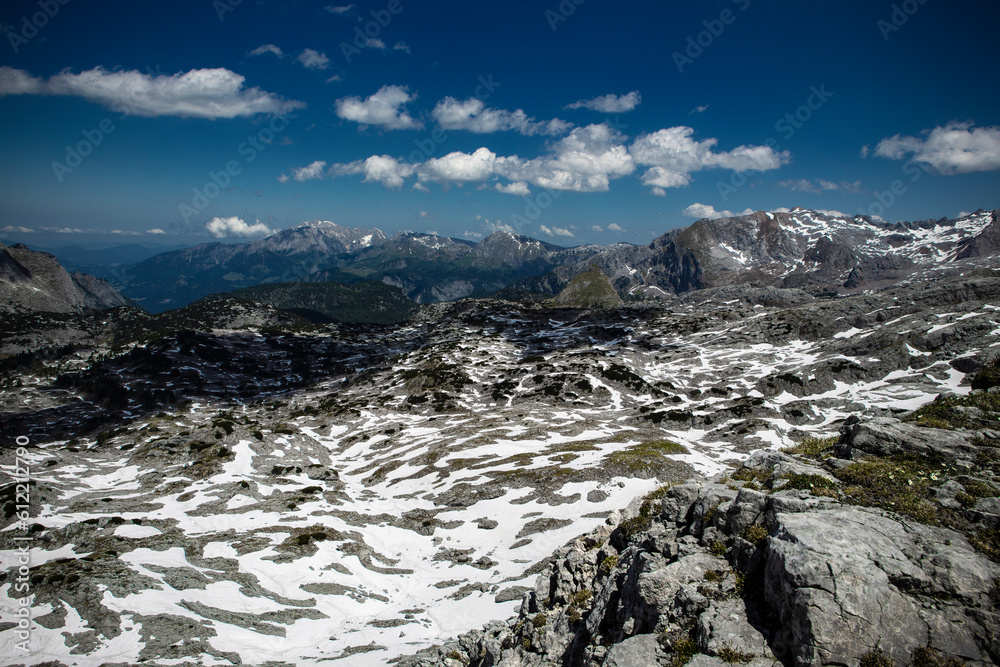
399, 393, 1000, 667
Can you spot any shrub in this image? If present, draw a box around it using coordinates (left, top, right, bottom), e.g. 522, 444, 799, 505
718, 644, 756, 663
600, 555, 619, 573
532, 612, 547, 628
742, 523, 769, 546
859, 650, 894, 667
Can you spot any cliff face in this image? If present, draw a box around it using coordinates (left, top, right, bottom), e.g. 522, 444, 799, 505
0, 243, 129, 313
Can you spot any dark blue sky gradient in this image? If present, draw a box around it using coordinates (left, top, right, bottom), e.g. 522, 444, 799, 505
0, 0, 998, 247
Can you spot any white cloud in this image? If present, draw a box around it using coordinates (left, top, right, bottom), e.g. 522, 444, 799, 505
206, 216, 272, 238
875, 122, 1000, 174
326, 4, 354, 14
630, 126, 789, 192
482, 219, 516, 234
420, 147, 498, 183
0, 66, 303, 119
147, 228, 166, 235
0, 225, 34, 233
277, 174, 290, 183
393, 42, 411, 53
412, 182, 429, 193
292, 160, 327, 182
313, 123, 786, 196
461, 230, 484, 239
495, 182, 531, 196
366, 38, 387, 50
566, 91, 641, 113
332, 155, 417, 189
335, 85, 421, 130
249, 44, 284, 58
500, 123, 636, 192
539, 225, 575, 238
432, 97, 571, 136
326, 74, 344, 84
682, 203, 753, 220
419, 210, 431, 218
690, 105, 709, 114
607, 223, 624, 231
591, 225, 603, 232
298, 49, 330, 70
860, 145, 871, 159
814, 209, 847, 218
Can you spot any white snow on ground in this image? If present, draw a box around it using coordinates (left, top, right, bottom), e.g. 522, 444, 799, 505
1, 294, 997, 666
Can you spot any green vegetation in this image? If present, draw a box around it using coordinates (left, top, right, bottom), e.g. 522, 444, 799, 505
710, 540, 727, 557
904, 392, 1000, 430
551, 265, 623, 309
718, 644, 756, 664
618, 500, 655, 542
665, 636, 698, 667
783, 435, 839, 460
531, 612, 548, 628
909, 647, 964, 667
742, 524, 769, 546
780, 473, 840, 498
604, 439, 689, 474
859, 650, 894, 667
836, 456, 943, 525
599, 555, 619, 573
703, 569, 724, 582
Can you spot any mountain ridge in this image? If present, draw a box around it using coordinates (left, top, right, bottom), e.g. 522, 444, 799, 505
114, 208, 1000, 312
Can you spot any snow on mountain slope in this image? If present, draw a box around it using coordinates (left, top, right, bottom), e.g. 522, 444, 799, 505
2, 271, 999, 665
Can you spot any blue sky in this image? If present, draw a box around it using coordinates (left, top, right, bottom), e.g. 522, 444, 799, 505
1, 0, 999, 249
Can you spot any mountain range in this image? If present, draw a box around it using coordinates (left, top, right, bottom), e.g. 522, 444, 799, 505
114, 208, 1000, 312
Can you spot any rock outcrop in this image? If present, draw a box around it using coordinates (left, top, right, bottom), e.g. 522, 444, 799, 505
0, 242, 129, 313
400, 414, 1000, 667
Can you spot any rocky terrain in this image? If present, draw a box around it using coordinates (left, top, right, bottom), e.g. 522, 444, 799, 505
0, 243, 129, 315
115, 209, 1000, 313
1, 257, 998, 665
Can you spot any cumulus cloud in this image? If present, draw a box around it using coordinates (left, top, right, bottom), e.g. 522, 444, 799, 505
298, 49, 330, 70
305, 123, 788, 195
630, 126, 789, 192
332, 155, 417, 189
335, 85, 421, 130
591, 225, 603, 232
0, 66, 303, 119
432, 97, 571, 136
498, 123, 635, 192
421, 147, 498, 183
292, 160, 327, 182
393, 42, 411, 53
539, 225, 575, 238
690, 105, 709, 114
249, 44, 284, 58
326, 4, 354, 13
147, 228, 166, 235
607, 223, 624, 231
495, 182, 531, 196
461, 230, 484, 239
205, 216, 272, 238
566, 91, 641, 113
682, 203, 753, 220
875, 122, 1000, 174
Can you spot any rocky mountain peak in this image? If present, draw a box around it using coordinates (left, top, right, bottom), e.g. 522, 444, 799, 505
0, 242, 129, 313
